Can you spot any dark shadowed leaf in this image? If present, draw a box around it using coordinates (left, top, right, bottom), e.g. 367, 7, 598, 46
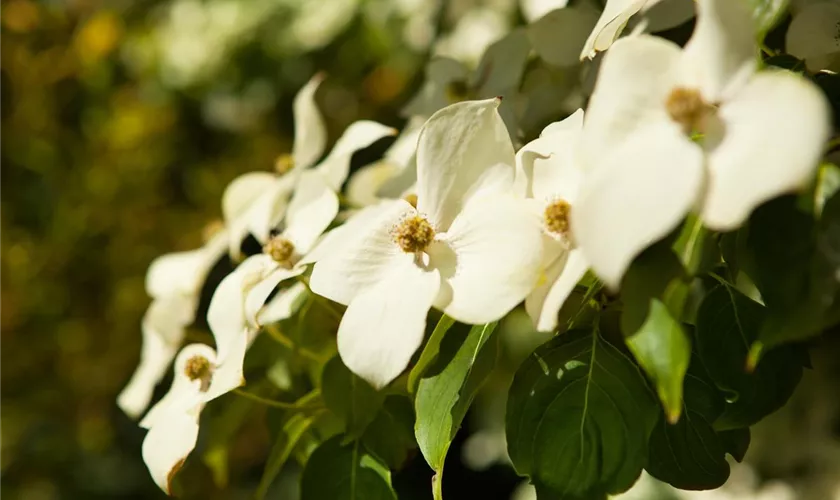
695, 283, 803, 429
506, 329, 659, 498
321, 355, 385, 439
300, 437, 396, 500
362, 395, 417, 470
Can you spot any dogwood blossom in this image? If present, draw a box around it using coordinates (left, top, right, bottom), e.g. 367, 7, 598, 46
786, 1, 840, 73
572, 0, 831, 288
139, 334, 247, 494
208, 172, 339, 341
516, 109, 590, 332
117, 228, 227, 419
221, 74, 394, 257
581, 0, 695, 60
309, 98, 543, 388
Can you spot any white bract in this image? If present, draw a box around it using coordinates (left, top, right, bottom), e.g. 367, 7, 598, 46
581, 0, 695, 60
345, 117, 424, 207
117, 228, 228, 419
786, 1, 840, 73
139, 333, 247, 494
516, 109, 590, 332
572, 0, 831, 288
309, 98, 544, 389
221, 74, 394, 257
209, 172, 339, 346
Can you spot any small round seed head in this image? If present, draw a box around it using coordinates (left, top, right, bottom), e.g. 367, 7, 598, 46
665, 87, 710, 134
394, 215, 435, 253
263, 237, 296, 268
275, 153, 295, 175
544, 199, 571, 236
184, 355, 213, 392
403, 193, 418, 208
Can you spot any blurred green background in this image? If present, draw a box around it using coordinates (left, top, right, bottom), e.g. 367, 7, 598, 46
5, 1, 840, 499
0, 0, 451, 497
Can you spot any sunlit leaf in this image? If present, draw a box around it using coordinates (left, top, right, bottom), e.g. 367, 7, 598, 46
415, 322, 499, 471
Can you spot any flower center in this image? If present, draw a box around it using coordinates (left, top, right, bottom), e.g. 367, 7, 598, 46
263, 236, 297, 268
665, 87, 712, 135
544, 199, 571, 236
394, 215, 435, 253
184, 355, 213, 392
275, 153, 295, 175
403, 193, 418, 208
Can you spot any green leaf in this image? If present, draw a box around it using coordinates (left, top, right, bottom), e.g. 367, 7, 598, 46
408, 314, 455, 393
673, 214, 718, 276
200, 393, 255, 488
626, 300, 691, 423
719, 428, 751, 463
362, 395, 417, 470
749, 0, 789, 37
300, 437, 396, 500
415, 322, 499, 471
620, 242, 685, 336
694, 283, 803, 429
256, 413, 317, 499
506, 329, 659, 498
321, 355, 385, 439
741, 195, 840, 350
646, 356, 731, 490
527, 6, 599, 67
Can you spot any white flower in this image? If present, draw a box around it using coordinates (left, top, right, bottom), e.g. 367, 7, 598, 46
117, 228, 228, 419
786, 1, 840, 73
345, 117, 424, 207
516, 109, 590, 332
208, 172, 339, 345
221, 74, 394, 257
309, 98, 544, 389
572, 0, 831, 288
580, 0, 695, 60
139, 335, 248, 494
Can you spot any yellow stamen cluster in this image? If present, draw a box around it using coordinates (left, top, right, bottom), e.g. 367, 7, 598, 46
665, 87, 712, 134
544, 199, 571, 236
394, 215, 435, 253
275, 153, 295, 175
263, 237, 297, 268
184, 355, 213, 392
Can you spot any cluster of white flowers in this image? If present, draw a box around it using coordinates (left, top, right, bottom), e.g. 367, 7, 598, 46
119, 0, 832, 494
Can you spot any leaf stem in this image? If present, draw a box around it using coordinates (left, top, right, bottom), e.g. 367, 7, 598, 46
232, 388, 323, 411
264, 324, 328, 363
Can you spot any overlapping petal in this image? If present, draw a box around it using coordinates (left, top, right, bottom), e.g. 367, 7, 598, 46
680, 0, 757, 101
416, 98, 516, 230
702, 71, 831, 229
292, 73, 327, 169
572, 122, 704, 289
525, 247, 589, 332
309, 200, 414, 305
314, 120, 397, 190
336, 253, 440, 389
434, 194, 544, 324
580, 36, 682, 170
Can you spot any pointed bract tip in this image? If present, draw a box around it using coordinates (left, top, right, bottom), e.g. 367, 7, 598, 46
746, 342, 764, 373
666, 407, 682, 425
312, 71, 327, 83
